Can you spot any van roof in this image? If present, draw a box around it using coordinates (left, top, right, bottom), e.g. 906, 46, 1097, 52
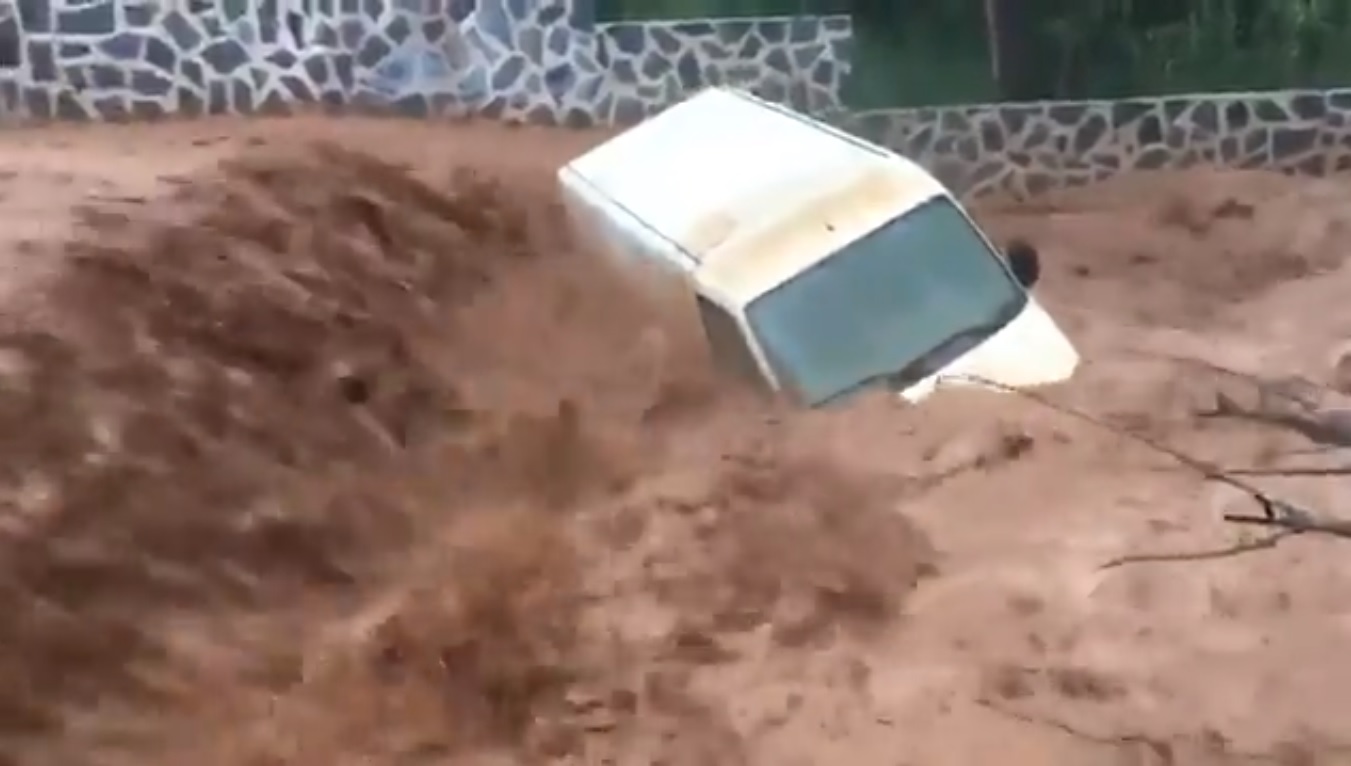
560, 88, 945, 283
694, 167, 940, 306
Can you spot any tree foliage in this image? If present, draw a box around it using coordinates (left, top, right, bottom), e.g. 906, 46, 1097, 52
596, 0, 1351, 107
1024, 0, 1351, 98
860, 0, 1351, 105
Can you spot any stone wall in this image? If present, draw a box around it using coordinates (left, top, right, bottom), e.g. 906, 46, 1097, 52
0, 0, 850, 123
1, 1, 1351, 198
838, 89, 1351, 198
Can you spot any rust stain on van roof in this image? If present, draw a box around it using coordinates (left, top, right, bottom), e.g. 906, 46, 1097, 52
678, 163, 929, 261
682, 211, 738, 256
697, 166, 943, 302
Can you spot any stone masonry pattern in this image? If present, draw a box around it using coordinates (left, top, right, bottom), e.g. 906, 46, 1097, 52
836, 90, 1351, 198
0, 0, 850, 124
0, 0, 1350, 198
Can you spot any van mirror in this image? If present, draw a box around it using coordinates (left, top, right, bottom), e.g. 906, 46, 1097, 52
1005, 239, 1040, 288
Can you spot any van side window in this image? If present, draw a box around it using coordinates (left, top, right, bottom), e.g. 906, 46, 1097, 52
696, 295, 768, 391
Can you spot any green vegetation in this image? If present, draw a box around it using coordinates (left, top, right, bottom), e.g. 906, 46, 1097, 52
595, 0, 1351, 108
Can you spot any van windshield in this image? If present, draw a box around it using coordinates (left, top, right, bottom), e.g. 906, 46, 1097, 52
745, 196, 1026, 406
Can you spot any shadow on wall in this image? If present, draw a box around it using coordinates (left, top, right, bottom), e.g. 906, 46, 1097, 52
0, 1, 19, 115
0, 0, 851, 124
351, 2, 851, 124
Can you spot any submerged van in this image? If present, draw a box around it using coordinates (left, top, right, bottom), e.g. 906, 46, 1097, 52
558, 87, 1079, 407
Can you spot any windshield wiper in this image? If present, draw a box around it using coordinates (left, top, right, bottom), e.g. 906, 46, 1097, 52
890, 314, 1009, 389
826, 303, 1021, 405
818, 320, 1004, 406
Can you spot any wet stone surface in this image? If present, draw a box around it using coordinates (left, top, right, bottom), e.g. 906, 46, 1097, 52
0, 0, 850, 127
834, 90, 1351, 198
1, 0, 1351, 197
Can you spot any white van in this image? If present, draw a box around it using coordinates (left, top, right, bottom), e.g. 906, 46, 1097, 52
558, 87, 1079, 407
